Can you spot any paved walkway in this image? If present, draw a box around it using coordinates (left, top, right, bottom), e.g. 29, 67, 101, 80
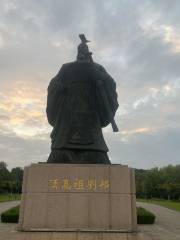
0, 201, 180, 239
137, 202, 180, 240
0, 201, 20, 214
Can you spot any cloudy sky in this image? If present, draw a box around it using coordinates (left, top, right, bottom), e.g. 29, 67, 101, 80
0, 0, 180, 169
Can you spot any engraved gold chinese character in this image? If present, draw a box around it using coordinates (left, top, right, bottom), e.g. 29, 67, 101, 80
73, 179, 84, 190
87, 179, 97, 191
99, 179, 110, 190
62, 179, 72, 191
48, 179, 61, 190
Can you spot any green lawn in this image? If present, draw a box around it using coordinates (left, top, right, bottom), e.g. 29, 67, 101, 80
137, 198, 180, 212
0, 194, 21, 202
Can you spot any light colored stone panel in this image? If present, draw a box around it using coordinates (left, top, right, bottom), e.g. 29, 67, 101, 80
78, 232, 103, 240
68, 193, 89, 228
110, 165, 131, 194
110, 194, 132, 230
25, 165, 49, 193
19, 164, 137, 232
46, 193, 68, 228
18, 193, 26, 227
89, 194, 109, 229
46, 164, 111, 194
127, 233, 149, 240
131, 194, 137, 231
23, 164, 136, 194
47, 165, 90, 193
102, 233, 128, 240
22, 193, 47, 229
130, 169, 136, 194
47, 165, 89, 181
51, 232, 77, 240
25, 232, 53, 240
88, 165, 110, 193
21, 167, 28, 193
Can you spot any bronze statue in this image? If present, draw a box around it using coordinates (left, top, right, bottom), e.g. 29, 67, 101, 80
46, 34, 119, 164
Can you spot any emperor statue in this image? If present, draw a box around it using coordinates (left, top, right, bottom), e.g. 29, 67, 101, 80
46, 34, 119, 164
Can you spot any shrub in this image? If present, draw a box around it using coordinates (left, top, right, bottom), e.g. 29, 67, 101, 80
137, 207, 155, 224
1, 205, 19, 223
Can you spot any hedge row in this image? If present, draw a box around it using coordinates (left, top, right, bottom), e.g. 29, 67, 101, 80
137, 207, 156, 224
1, 205, 155, 224
1, 205, 19, 223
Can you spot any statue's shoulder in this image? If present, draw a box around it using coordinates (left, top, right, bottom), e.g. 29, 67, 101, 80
61, 61, 76, 69
93, 62, 116, 86
48, 62, 75, 88
93, 62, 106, 72
93, 62, 103, 67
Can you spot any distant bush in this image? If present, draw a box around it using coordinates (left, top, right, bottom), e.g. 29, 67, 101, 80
137, 207, 156, 224
1, 205, 19, 223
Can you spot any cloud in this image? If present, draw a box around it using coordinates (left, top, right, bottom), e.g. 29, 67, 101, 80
0, 131, 50, 169
104, 127, 180, 169
0, 81, 51, 139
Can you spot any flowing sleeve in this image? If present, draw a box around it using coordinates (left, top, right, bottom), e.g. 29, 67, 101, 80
94, 64, 119, 127
46, 65, 65, 126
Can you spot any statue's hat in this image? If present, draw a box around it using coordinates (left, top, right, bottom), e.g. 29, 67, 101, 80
79, 34, 90, 43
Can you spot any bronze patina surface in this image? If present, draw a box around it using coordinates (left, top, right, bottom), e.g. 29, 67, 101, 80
46, 35, 118, 164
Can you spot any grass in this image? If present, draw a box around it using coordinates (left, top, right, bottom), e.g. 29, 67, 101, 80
0, 194, 21, 202
1, 205, 155, 224
137, 198, 180, 212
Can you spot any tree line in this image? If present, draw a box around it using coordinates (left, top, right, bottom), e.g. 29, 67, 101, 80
0, 161, 180, 200
136, 164, 180, 200
0, 162, 23, 194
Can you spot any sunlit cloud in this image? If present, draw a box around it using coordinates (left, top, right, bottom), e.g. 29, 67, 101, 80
133, 80, 180, 110
12, 125, 49, 139
0, 82, 50, 138
163, 26, 180, 53
116, 104, 129, 116
117, 127, 155, 143
142, 21, 180, 53
121, 127, 153, 135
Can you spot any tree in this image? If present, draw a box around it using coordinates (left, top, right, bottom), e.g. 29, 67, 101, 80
11, 167, 23, 182
135, 164, 180, 200
11, 167, 23, 193
0, 161, 7, 170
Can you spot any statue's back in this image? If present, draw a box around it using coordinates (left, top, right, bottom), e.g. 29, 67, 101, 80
46, 36, 118, 164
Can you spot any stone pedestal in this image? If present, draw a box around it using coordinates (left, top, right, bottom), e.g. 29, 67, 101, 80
18, 164, 137, 232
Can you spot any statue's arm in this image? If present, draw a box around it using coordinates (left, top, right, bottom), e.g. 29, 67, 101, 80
94, 63, 119, 128
96, 64, 117, 90
46, 66, 65, 126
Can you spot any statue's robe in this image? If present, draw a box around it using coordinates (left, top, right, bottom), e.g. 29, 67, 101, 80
46, 61, 118, 163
